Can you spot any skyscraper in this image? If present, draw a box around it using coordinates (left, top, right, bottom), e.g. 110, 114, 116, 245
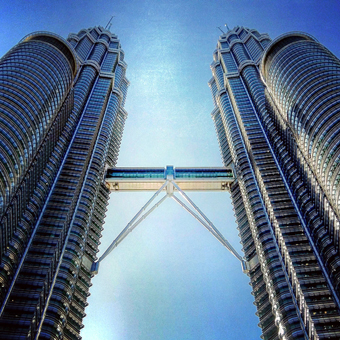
2, 22, 340, 340
0, 26, 128, 339
209, 27, 340, 339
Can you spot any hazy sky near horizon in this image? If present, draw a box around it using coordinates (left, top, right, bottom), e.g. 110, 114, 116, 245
1, 1, 340, 339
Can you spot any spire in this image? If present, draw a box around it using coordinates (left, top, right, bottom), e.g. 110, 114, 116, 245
217, 26, 225, 34
105, 15, 115, 30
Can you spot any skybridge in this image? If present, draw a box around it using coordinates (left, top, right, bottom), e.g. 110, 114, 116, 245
91, 166, 248, 274
105, 166, 234, 192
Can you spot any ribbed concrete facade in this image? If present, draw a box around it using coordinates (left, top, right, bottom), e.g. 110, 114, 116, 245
0, 26, 128, 339
210, 27, 340, 339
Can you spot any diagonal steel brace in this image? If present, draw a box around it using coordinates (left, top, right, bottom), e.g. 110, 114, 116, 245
91, 181, 169, 274
170, 181, 243, 263
92, 179, 246, 274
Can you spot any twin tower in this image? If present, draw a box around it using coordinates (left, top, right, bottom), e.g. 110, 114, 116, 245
0, 25, 340, 339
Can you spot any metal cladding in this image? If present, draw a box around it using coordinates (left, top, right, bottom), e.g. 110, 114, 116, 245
0, 26, 129, 339
210, 26, 340, 339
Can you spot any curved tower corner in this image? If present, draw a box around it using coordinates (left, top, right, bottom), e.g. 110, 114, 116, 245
0, 32, 77, 209
261, 32, 340, 221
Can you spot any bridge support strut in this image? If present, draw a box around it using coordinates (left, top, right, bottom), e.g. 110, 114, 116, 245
91, 178, 246, 275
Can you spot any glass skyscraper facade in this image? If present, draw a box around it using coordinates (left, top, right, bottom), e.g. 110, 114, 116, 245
0, 26, 128, 339
1, 22, 340, 340
210, 27, 340, 339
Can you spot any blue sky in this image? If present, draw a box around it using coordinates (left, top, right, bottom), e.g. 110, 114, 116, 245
2, 0, 340, 339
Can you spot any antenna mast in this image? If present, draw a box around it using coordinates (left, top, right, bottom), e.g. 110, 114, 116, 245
217, 26, 225, 34
105, 16, 115, 30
